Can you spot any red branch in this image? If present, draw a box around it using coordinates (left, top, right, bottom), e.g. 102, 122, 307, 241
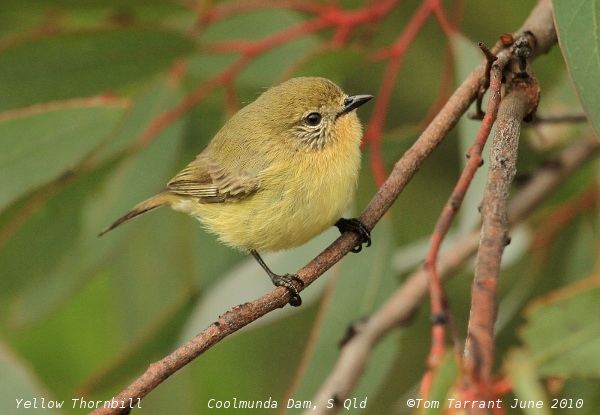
432, 1, 456, 36
464, 65, 541, 396
198, 0, 325, 26
137, 57, 248, 146
422, 0, 463, 126
327, 0, 406, 49
85, 3, 558, 412
133, 0, 461, 192
202, 16, 330, 55
138, 0, 402, 149
422, 42, 455, 126
139, 17, 330, 147
420, 48, 504, 399
137, 0, 458, 186
365, 0, 453, 186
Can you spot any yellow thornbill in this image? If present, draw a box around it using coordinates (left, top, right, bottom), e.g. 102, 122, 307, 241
100, 77, 373, 306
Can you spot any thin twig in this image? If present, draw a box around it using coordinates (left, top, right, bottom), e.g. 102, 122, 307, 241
198, 0, 326, 25
364, 0, 439, 186
463, 53, 541, 390
422, 42, 456, 127
421, 47, 505, 399
307, 133, 600, 415
472, 42, 497, 119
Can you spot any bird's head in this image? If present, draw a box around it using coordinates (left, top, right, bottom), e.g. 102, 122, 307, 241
254, 77, 372, 150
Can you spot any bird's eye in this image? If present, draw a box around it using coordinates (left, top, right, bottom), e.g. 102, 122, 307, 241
305, 112, 322, 126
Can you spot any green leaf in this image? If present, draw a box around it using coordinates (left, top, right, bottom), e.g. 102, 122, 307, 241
200, 9, 308, 43
93, 75, 187, 162
287, 222, 399, 410
519, 276, 600, 377
179, 229, 335, 340
506, 349, 551, 415
426, 353, 459, 415
5, 272, 126, 398
2, 100, 187, 398
0, 342, 60, 415
553, 0, 600, 136
198, 9, 319, 87
0, 28, 195, 111
0, 0, 190, 37
0, 164, 116, 326
451, 33, 491, 234
286, 49, 367, 87
172, 304, 319, 414
0, 100, 127, 211
74, 289, 197, 397
0, 78, 186, 327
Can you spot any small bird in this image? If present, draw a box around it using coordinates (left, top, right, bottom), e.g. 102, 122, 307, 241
100, 77, 373, 306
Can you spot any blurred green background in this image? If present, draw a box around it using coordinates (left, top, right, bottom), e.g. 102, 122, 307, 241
1, 0, 599, 414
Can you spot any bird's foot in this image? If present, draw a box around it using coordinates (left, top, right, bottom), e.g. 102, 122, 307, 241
271, 273, 304, 307
335, 218, 371, 253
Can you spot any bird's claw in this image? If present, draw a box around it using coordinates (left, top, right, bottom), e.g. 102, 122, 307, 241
272, 273, 304, 307
335, 218, 371, 253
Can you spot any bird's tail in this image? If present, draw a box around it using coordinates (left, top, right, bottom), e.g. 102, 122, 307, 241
98, 191, 175, 236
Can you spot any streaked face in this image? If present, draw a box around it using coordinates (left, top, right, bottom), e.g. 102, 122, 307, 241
255, 77, 372, 150
293, 93, 373, 149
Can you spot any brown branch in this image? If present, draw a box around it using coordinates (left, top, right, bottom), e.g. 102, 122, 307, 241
307, 133, 600, 415
421, 46, 504, 399
463, 58, 541, 389
90, 1, 557, 413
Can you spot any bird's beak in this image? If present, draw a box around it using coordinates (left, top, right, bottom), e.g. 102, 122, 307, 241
339, 94, 373, 117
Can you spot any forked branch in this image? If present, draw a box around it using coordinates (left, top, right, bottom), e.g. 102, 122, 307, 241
91, 1, 556, 413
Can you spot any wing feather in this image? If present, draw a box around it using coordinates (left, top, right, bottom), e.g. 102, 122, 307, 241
166, 152, 260, 203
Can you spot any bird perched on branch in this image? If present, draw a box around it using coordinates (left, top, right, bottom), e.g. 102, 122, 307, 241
100, 77, 373, 306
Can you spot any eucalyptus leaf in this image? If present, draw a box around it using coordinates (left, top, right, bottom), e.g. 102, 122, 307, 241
0, 102, 127, 212
0, 28, 195, 111
5, 273, 125, 398
0, 0, 188, 37
200, 9, 319, 88
0, 78, 186, 327
451, 33, 491, 234
287, 222, 399, 412
179, 229, 337, 341
426, 353, 458, 415
553, 0, 600, 136
0, 342, 59, 415
505, 349, 551, 415
519, 277, 600, 377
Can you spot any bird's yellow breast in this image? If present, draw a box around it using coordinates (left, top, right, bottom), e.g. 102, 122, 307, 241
172, 116, 362, 252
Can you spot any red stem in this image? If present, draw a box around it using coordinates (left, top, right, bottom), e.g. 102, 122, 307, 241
420, 54, 504, 399
199, 0, 325, 25
364, 0, 449, 186
139, 0, 403, 148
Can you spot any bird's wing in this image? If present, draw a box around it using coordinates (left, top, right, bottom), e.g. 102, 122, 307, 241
166, 152, 261, 203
